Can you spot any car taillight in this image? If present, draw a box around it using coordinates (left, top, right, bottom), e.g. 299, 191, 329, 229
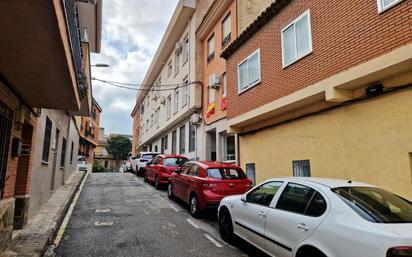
387, 246, 412, 257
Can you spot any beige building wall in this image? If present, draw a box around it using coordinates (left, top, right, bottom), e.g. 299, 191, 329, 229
240, 88, 412, 200
237, 0, 274, 33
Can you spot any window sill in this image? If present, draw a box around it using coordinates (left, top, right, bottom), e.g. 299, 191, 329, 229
238, 79, 261, 95
41, 161, 49, 166
282, 50, 313, 69
378, 0, 405, 13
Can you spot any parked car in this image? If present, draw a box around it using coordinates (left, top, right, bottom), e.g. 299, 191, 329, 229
77, 156, 87, 171
168, 161, 253, 218
131, 152, 160, 175
144, 154, 188, 189
218, 177, 412, 257
125, 156, 135, 172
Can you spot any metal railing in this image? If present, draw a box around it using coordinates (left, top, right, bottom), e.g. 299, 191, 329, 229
63, 0, 83, 76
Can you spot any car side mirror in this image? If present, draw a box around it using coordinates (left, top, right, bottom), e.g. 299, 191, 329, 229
241, 195, 247, 203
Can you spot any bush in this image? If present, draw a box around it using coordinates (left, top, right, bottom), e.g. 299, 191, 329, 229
93, 162, 106, 173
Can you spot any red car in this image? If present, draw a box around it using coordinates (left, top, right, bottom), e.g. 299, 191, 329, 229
168, 161, 253, 218
144, 154, 189, 189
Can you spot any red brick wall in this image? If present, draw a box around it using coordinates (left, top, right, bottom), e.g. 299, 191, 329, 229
226, 0, 412, 119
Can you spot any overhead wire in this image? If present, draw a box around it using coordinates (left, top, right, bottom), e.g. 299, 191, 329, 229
92, 77, 194, 91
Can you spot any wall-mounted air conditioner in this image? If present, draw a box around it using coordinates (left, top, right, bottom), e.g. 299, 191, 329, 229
209, 73, 221, 89
191, 113, 202, 126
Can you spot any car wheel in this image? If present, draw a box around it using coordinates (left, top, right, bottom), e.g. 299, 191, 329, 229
219, 208, 234, 243
167, 183, 174, 199
154, 176, 161, 190
189, 194, 201, 218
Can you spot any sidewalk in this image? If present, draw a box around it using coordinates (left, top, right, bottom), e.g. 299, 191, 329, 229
1, 171, 86, 257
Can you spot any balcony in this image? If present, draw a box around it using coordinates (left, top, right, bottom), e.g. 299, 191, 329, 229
0, 0, 83, 111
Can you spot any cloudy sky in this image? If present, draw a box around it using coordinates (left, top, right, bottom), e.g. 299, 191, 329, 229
90, 0, 179, 135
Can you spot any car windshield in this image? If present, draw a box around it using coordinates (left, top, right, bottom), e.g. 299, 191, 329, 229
207, 168, 247, 180
164, 158, 188, 166
142, 154, 157, 160
332, 187, 412, 223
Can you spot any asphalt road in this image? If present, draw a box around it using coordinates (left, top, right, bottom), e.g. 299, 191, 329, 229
54, 172, 269, 257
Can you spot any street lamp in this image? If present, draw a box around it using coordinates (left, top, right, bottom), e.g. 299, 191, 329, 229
91, 63, 110, 67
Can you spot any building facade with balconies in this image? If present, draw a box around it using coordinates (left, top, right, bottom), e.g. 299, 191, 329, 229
222, 0, 412, 198
132, 0, 204, 160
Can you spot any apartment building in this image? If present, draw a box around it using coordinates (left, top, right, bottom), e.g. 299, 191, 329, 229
0, 0, 103, 251
132, 0, 204, 160
222, 0, 412, 198
195, 0, 238, 163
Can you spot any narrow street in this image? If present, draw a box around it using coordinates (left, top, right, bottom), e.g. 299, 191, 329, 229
54, 173, 268, 257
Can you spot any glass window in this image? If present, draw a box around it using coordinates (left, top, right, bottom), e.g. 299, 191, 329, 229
189, 122, 196, 152
305, 192, 327, 217
378, 0, 404, 12
281, 10, 312, 67
293, 160, 311, 177
333, 187, 412, 223
222, 13, 231, 41
223, 133, 235, 161
246, 181, 284, 206
172, 130, 177, 154
276, 183, 315, 214
207, 168, 246, 180
70, 141, 74, 164
60, 138, 67, 167
164, 157, 188, 167
179, 125, 185, 154
188, 164, 199, 176
237, 49, 261, 93
222, 73, 227, 97
151, 156, 161, 165
183, 36, 189, 63
166, 95, 172, 119
42, 117, 53, 162
174, 89, 179, 113
142, 154, 157, 160
168, 61, 172, 77
208, 34, 215, 57
208, 86, 215, 104
183, 78, 189, 106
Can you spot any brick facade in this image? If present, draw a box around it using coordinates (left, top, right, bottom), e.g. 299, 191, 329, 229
225, 0, 412, 119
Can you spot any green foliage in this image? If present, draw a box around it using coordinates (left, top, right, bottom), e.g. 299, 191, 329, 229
107, 135, 131, 160
93, 162, 106, 173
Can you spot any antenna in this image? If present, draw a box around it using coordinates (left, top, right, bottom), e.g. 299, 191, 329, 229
347, 177, 354, 184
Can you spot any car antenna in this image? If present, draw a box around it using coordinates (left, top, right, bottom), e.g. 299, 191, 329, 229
347, 177, 354, 184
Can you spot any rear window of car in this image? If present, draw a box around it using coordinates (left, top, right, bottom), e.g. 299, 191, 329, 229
77, 157, 86, 162
207, 168, 247, 180
141, 154, 157, 160
332, 187, 412, 223
164, 158, 188, 166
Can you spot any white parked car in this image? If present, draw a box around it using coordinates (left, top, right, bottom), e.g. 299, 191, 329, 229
218, 177, 412, 257
77, 156, 87, 171
131, 152, 159, 175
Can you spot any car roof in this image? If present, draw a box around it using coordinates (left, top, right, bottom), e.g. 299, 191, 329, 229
158, 154, 188, 159
139, 152, 160, 155
277, 177, 376, 189
188, 161, 241, 169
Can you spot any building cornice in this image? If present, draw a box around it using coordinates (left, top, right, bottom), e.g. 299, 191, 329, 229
195, 0, 233, 41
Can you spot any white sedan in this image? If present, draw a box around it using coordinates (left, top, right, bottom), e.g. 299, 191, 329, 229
218, 177, 412, 257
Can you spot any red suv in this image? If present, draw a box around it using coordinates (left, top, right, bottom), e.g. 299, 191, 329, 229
168, 161, 253, 218
144, 154, 189, 189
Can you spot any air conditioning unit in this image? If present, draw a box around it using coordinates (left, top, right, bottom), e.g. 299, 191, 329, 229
191, 113, 202, 126
209, 73, 221, 89
160, 97, 166, 105
175, 42, 182, 54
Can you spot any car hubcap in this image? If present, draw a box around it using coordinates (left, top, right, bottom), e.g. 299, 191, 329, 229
190, 197, 197, 214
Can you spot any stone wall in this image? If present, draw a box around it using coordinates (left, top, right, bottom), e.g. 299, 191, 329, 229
0, 199, 14, 252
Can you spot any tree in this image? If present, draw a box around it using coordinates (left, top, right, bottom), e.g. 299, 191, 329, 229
107, 135, 131, 160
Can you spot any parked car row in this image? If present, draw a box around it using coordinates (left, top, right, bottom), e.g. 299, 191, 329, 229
132, 152, 412, 257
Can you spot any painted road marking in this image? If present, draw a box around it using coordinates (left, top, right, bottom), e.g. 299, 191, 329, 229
168, 204, 179, 212
94, 221, 114, 227
204, 233, 223, 248
95, 208, 111, 213
53, 173, 88, 247
186, 218, 199, 229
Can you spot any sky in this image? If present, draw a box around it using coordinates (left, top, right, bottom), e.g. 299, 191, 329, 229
90, 0, 179, 135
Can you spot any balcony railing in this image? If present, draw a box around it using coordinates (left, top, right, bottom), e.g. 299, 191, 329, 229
63, 0, 83, 76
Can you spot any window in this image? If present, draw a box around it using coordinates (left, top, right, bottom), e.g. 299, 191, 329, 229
222, 73, 227, 97
377, 0, 404, 12
276, 183, 319, 215
141, 105, 144, 114
333, 187, 412, 223
60, 138, 67, 167
174, 53, 180, 75
223, 133, 235, 161
164, 157, 188, 167
238, 49, 261, 93
154, 145, 158, 153
174, 89, 179, 113
189, 122, 196, 152
222, 13, 231, 48
183, 36, 189, 64
168, 61, 172, 77
281, 10, 312, 68
42, 117, 53, 162
0, 101, 13, 198
70, 141, 74, 164
179, 125, 185, 154
207, 34, 215, 63
188, 164, 199, 176
161, 135, 168, 153
293, 160, 311, 177
166, 95, 172, 119
172, 130, 177, 154
246, 181, 283, 206
183, 77, 189, 106
207, 168, 246, 180
208, 86, 215, 104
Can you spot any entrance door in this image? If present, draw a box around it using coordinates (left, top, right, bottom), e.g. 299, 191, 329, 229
50, 128, 59, 190
0, 101, 13, 199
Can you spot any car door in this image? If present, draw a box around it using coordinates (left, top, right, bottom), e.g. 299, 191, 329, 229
233, 181, 284, 252
173, 163, 190, 199
265, 182, 329, 257
147, 156, 161, 181
181, 164, 199, 203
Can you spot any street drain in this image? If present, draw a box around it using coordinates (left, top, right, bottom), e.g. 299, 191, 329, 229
94, 221, 114, 227
95, 208, 111, 213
